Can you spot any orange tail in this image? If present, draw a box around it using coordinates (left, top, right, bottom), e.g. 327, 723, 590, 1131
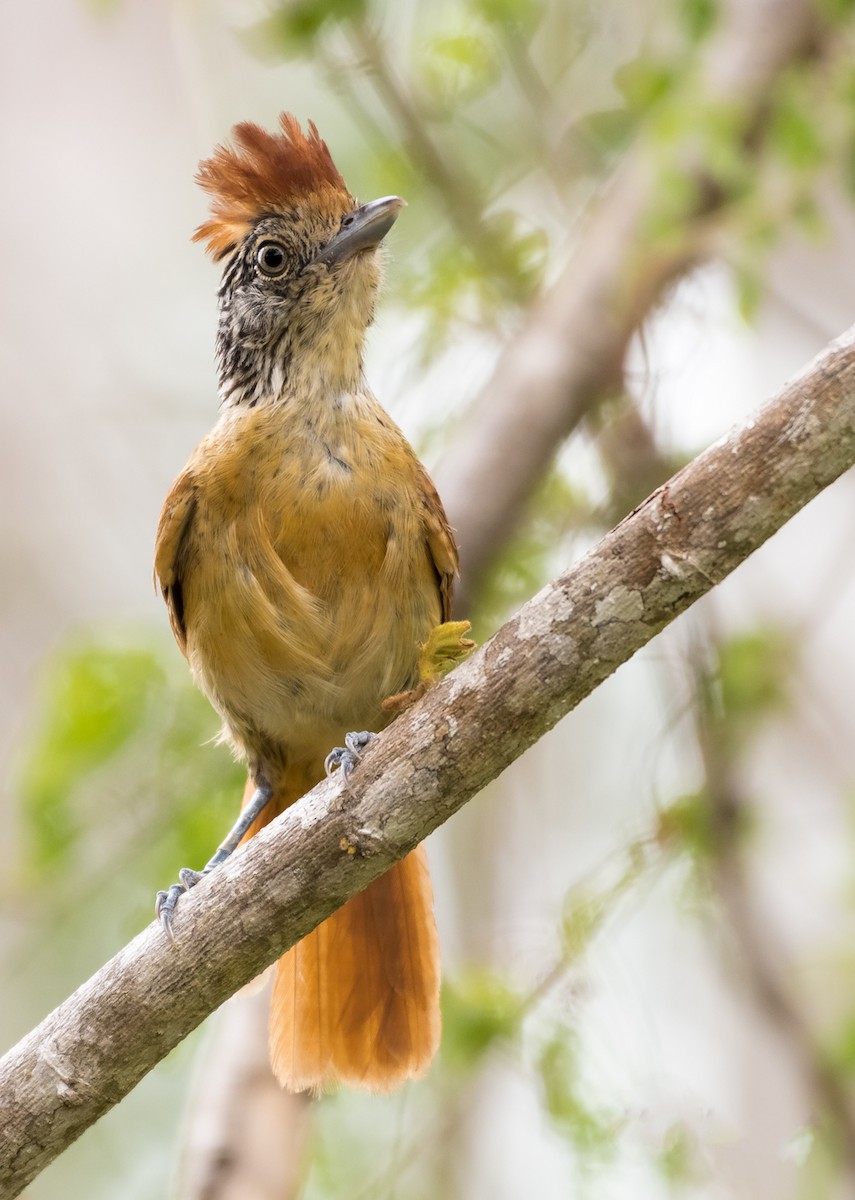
240, 775, 441, 1094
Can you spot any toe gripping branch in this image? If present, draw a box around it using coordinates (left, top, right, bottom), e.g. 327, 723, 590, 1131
323, 623, 474, 787
156, 779, 273, 941
324, 730, 377, 782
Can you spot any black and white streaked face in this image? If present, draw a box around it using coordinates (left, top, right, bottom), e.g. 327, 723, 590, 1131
215, 196, 405, 409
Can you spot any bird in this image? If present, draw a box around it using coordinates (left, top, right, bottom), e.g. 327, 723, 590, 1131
153, 113, 472, 1093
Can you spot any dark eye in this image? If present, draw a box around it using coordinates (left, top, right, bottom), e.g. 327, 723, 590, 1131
255, 241, 288, 277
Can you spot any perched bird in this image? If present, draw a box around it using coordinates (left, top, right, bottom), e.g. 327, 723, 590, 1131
153, 113, 470, 1093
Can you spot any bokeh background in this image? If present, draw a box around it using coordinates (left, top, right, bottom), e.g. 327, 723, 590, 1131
4, 1, 855, 1197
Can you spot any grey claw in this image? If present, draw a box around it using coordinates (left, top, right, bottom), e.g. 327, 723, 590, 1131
325, 731, 377, 781
154, 780, 274, 943
156, 881, 187, 942
156, 867, 210, 941
179, 867, 206, 889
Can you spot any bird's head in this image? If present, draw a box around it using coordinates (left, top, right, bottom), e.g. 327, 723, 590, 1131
194, 113, 405, 407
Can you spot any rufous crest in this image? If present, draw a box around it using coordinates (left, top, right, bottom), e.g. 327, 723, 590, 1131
194, 113, 353, 260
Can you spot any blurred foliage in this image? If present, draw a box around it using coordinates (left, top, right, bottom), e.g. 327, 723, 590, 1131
536, 1028, 618, 1161
829, 1011, 855, 1077
19, 643, 162, 877
717, 628, 792, 727
252, 0, 640, 337
703, 626, 794, 759
657, 1122, 702, 1186
440, 969, 523, 1073
473, 466, 590, 637
10, 632, 242, 939
657, 789, 719, 863
656, 626, 793, 864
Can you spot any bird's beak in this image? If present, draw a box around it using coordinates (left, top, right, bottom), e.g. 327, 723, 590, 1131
317, 196, 407, 265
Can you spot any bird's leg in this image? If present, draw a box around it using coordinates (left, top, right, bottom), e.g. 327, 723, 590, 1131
382, 620, 475, 715
156, 779, 273, 941
324, 622, 475, 784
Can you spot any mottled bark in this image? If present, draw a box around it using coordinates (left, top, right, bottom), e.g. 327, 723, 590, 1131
2, 325, 855, 1197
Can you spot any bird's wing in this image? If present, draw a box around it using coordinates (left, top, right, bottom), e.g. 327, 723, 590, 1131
417, 464, 458, 623
153, 468, 197, 656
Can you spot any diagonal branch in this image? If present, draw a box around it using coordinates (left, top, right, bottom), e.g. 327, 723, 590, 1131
2, 325, 855, 1196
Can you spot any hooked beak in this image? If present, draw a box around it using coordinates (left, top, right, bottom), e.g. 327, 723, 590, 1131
317, 196, 407, 265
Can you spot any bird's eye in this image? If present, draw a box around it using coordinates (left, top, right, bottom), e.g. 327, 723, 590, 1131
255, 241, 288, 277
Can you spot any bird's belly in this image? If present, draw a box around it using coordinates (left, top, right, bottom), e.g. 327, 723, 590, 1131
181, 454, 439, 775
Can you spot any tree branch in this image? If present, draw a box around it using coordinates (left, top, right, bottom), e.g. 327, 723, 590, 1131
2, 325, 855, 1196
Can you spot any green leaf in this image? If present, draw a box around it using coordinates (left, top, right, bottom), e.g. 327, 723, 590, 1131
717, 628, 791, 723
250, 0, 367, 55
658, 1123, 700, 1183
817, 0, 855, 22
440, 970, 521, 1071
421, 32, 500, 105
572, 108, 638, 167
19, 643, 166, 873
14, 631, 245, 908
840, 136, 855, 201
537, 1029, 617, 1156
792, 192, 827, 241
472, 0, 542, 36
657, 791, 715, 860
678, 0, 718, 42
832, 1016, 855, 1076
769, 87, 826, 172
616, 59, 677, 113
734, 262, 764, 323
560, 892, 606, 960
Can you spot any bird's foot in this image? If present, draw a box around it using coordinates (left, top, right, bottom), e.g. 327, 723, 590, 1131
155, 866, 211, 942
383, 620, 475, 715
324, 730, 377, 782
155, 779, 273, 942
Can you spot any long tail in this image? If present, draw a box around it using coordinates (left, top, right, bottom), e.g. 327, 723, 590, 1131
239, 774, 441, 1093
